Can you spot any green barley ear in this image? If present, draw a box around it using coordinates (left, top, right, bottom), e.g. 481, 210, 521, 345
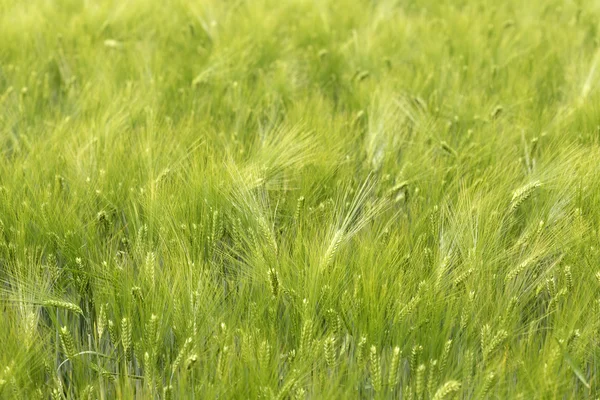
402, 384, 411, 399
508, 181, 541, 214
108, 319, 117, 345
268, 268, 279, 298
275, 376, 298, 400
249, 229, 260, 253
172, 337, 193, 376
232, 217, 243, 250
131, 286, 144, 303
410, 345, 423, 374
43, 360, 52, 379
1, 366, 15, 398
299, 319, 313, 358
43, 300, 83, 315
480, 325, 491, 356
544, 342, 561, 381
260, 386, 275, 400
415, 364, 426, 399
564, 265, 573, 292
505, 255, 537, 282
259, 340, 271, 371
369, 346, 382, 392
288, 349, 297, 363
241, 332, 253, 364
97, 304, 107, 339
51, 387, 61, 400
422, 246, 433, 269
427, 359, 438, 397
293, 386, 306, 400
398, 294, 421, 322
326, 309, 342, 336
536, 219, 545, 236
566, 329, 581, 350
135, 224, 147, 254
210, 209, 222, 254
483, 329, 507, 363
322, 229, 343, 270
59, 326, 76, 360
435, 253, 452, 290
121, 318, 132, 361
144, 252, 156, 288
432, 380, 461, 400
547, 287, 567, 312
81, 384, 95, 400
430, 205, 440, 237
258, 215, 278, 256
480, 372, 496, 399
97, 365, 116, 383
144, 352, 155, 392
23, 309, 36, 349
146, 314, 159, 354
388, 346, 401, 388
439, 340, 452, 373
356, 336, 367, 364
216, 345, 228, 381
463, 350, 474, 388
294, 196, 305, 222
324, 336, 336, 369
453, 268, 473, 287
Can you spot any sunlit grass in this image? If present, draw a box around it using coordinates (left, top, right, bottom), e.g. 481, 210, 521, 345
1, 0, 600, 398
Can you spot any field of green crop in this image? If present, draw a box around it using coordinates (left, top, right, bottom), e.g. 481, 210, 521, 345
2, 0, 600, 398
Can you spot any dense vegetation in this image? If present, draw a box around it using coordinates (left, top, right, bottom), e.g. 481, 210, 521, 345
1, 0, 600, 398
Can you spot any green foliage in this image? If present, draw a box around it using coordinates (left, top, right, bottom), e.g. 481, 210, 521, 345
1, 0, 600, 398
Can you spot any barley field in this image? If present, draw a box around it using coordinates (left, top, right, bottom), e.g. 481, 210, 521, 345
1, 0, 600, 398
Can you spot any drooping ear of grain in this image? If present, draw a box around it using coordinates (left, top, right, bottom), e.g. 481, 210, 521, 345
508, 181, 541, 214
432, 381, 461, 400
44, 300, 83, 315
